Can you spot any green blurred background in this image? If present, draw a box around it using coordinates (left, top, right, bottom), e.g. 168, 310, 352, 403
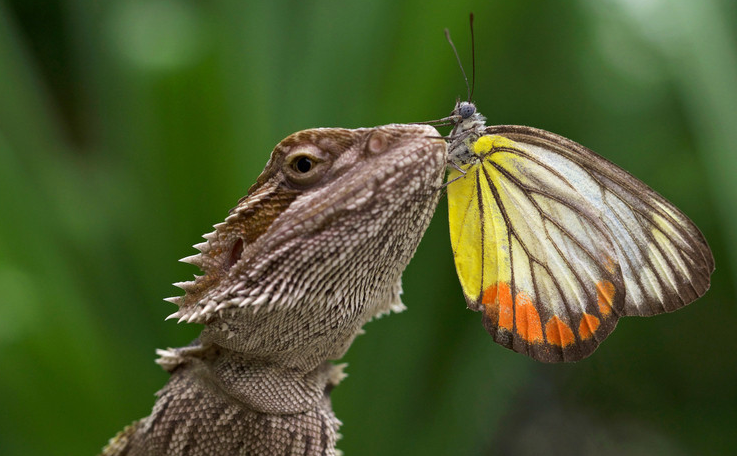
1, 0, 735, 454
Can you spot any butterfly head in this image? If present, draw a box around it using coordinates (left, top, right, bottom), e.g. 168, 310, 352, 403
457, 101, 476, 119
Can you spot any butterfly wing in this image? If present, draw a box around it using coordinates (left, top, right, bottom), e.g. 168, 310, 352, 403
447, 125, 714, 362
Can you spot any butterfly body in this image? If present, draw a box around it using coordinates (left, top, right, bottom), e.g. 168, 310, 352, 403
445, 102, 714, 362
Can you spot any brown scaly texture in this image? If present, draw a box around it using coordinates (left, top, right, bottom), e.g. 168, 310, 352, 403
100, 124, 447, 455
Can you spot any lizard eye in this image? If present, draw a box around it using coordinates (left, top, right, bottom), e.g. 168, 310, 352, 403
284, 150, 327, 187
292, 156, 314, 173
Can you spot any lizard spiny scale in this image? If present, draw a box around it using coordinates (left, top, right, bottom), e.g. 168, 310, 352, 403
101, 124, 446, 456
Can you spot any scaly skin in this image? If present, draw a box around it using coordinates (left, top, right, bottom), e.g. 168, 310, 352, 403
101, 124, 447, 455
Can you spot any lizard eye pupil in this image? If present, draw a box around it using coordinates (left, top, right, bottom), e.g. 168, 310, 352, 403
294, 156, 314, 173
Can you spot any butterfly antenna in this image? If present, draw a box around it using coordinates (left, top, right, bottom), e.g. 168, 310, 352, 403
444, 28, 471, 102
469, 13, 476, 101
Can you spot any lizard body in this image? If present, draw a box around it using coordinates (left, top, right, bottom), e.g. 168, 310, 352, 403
101, 124, 447, 455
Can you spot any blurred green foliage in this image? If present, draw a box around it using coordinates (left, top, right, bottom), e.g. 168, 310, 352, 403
1, 0, 735, 455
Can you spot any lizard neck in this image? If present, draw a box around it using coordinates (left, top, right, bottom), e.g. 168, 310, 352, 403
157, 342, 347, 415
197, 301, 368, 373
102, 344, 344, 456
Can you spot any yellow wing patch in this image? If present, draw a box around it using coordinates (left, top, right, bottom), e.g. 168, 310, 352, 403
447, 126, 713, 363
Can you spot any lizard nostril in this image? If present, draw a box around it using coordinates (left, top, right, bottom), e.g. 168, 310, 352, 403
225, 238, 244, 272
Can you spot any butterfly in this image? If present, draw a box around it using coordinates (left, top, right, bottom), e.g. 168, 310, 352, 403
442, 100, 715, 362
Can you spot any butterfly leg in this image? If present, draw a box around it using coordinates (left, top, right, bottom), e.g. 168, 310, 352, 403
442, 161, 467, 188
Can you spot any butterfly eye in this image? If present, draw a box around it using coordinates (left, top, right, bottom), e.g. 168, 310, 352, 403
459, 102, 476, 119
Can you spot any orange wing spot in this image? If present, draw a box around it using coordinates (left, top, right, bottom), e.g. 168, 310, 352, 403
482, 283, 513, 331
482, 284, 497, 307
482, 284, 498, 320
514, 292, 543, 343
545, 316, 575, 347
596, 280, 615, 316
578, 313, 601, 340
498, 283, 514, 330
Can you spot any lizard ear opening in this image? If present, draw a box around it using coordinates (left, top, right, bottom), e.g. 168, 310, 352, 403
225, 238, 244, 272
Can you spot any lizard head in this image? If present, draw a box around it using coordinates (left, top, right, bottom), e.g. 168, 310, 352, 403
166, 124, 446, 366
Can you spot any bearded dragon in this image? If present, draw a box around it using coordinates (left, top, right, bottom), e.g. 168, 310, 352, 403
100, 124, 447, 455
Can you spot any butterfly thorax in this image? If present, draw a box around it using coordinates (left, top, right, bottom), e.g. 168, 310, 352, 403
448, 101, 487, 165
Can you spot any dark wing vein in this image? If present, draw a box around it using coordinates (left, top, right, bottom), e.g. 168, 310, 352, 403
589, 170, 708, 272
475, 167, 486, 302
492, 146, 579, 192
480, 160, 576, 330
489, 157, 611, 273
487, 126, 710, 270
487, 154, 607, 306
